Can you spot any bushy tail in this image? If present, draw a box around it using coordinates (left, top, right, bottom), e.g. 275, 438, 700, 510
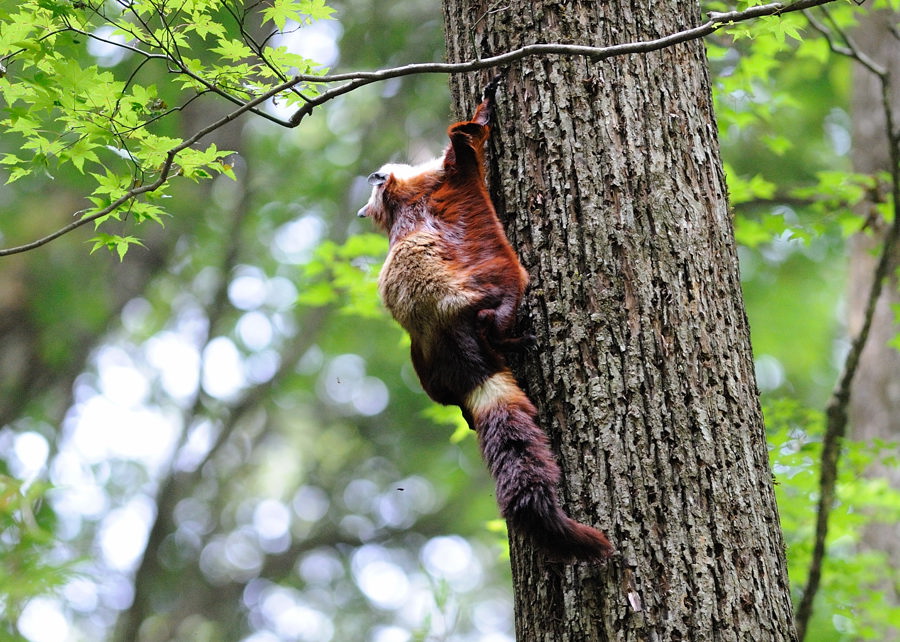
464, 371, 614, 561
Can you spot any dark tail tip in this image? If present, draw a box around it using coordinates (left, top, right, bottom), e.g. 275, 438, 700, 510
555, 517, 615, 561
511, 511, 615, 562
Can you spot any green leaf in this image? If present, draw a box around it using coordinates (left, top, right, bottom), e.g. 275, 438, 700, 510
88, 233, 145, 261
211, 38, 255, 62
261, 0, 302, 30
185, 12, 227, 40
296, 281, 338, 305
65, 137, 100, 174
304, 0, 336, 21
725, 163, 776, 204
261, 0, 335, 30
761, 134, 793, 156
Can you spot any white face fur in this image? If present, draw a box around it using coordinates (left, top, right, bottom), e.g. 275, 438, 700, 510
377, 157, 444, 180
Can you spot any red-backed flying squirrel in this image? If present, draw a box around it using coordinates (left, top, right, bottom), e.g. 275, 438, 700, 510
358, 79, 613, 561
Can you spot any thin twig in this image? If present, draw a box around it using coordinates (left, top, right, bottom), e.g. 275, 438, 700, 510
802, 10, 854, 57
75, 0, 295, 127
229, 6, 310, 104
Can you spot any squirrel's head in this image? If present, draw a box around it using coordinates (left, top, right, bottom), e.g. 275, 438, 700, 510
357, 158, 444, 233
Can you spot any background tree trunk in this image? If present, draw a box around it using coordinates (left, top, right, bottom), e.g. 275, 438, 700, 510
848, 8, 900, 635
443, 1, 798, 639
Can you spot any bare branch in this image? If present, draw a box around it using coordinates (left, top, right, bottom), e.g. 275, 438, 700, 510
802, 9, 855, 56
286, 1, 826, 125
0, 0, 850, 256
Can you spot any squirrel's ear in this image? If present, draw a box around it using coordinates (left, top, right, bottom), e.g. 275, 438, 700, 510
367, 172, 388, 186
481, 73, 502, 102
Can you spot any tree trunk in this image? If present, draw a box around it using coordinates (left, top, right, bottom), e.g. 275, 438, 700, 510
848, 8, 900, 634
442, 1, 798, 639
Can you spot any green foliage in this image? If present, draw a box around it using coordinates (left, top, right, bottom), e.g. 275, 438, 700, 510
711, 3, 900, 637
421, 404, 471, 444
891, 302, 900, 352
262, 0, 334, 29
710, 0, 900, 247
0, 0, 333, 256
296, 233, 387, 317
768, 399, 900, 639
88, 232, 145, 260
0, 476, 75, 637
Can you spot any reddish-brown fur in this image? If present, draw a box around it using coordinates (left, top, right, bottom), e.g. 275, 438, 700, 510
359, 83, 613, 561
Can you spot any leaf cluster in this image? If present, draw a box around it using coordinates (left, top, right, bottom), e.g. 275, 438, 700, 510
297, 233, 387, 318
707, 0, 894, 246
0, 0, 334, 257
768, 400, 900, 639
0, 475, 76, 636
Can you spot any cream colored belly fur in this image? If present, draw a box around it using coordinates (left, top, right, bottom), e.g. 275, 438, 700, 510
378, 231, 475, 338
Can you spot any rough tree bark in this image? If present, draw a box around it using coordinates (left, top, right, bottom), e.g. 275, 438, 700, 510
848, 8, 900, 635
443, 1, 798, 639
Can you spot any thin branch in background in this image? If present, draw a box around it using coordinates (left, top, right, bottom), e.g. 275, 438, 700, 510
731, 195, 824, 211
819, 5, 887, 75
889, 23, 900, 42
115, 192, 254, 642
801, 9, 854, 56
793, 12, 900, 640
0, 0, 849, 256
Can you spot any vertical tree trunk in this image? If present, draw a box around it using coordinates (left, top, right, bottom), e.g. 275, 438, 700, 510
443, 1, 797, 639
848, 8, 900, 633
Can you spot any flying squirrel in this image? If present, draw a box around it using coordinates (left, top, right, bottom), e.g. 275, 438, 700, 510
357, 78, 613, 561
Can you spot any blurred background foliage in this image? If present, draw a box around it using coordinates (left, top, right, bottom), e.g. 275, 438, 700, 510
0, 0, 899, 640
